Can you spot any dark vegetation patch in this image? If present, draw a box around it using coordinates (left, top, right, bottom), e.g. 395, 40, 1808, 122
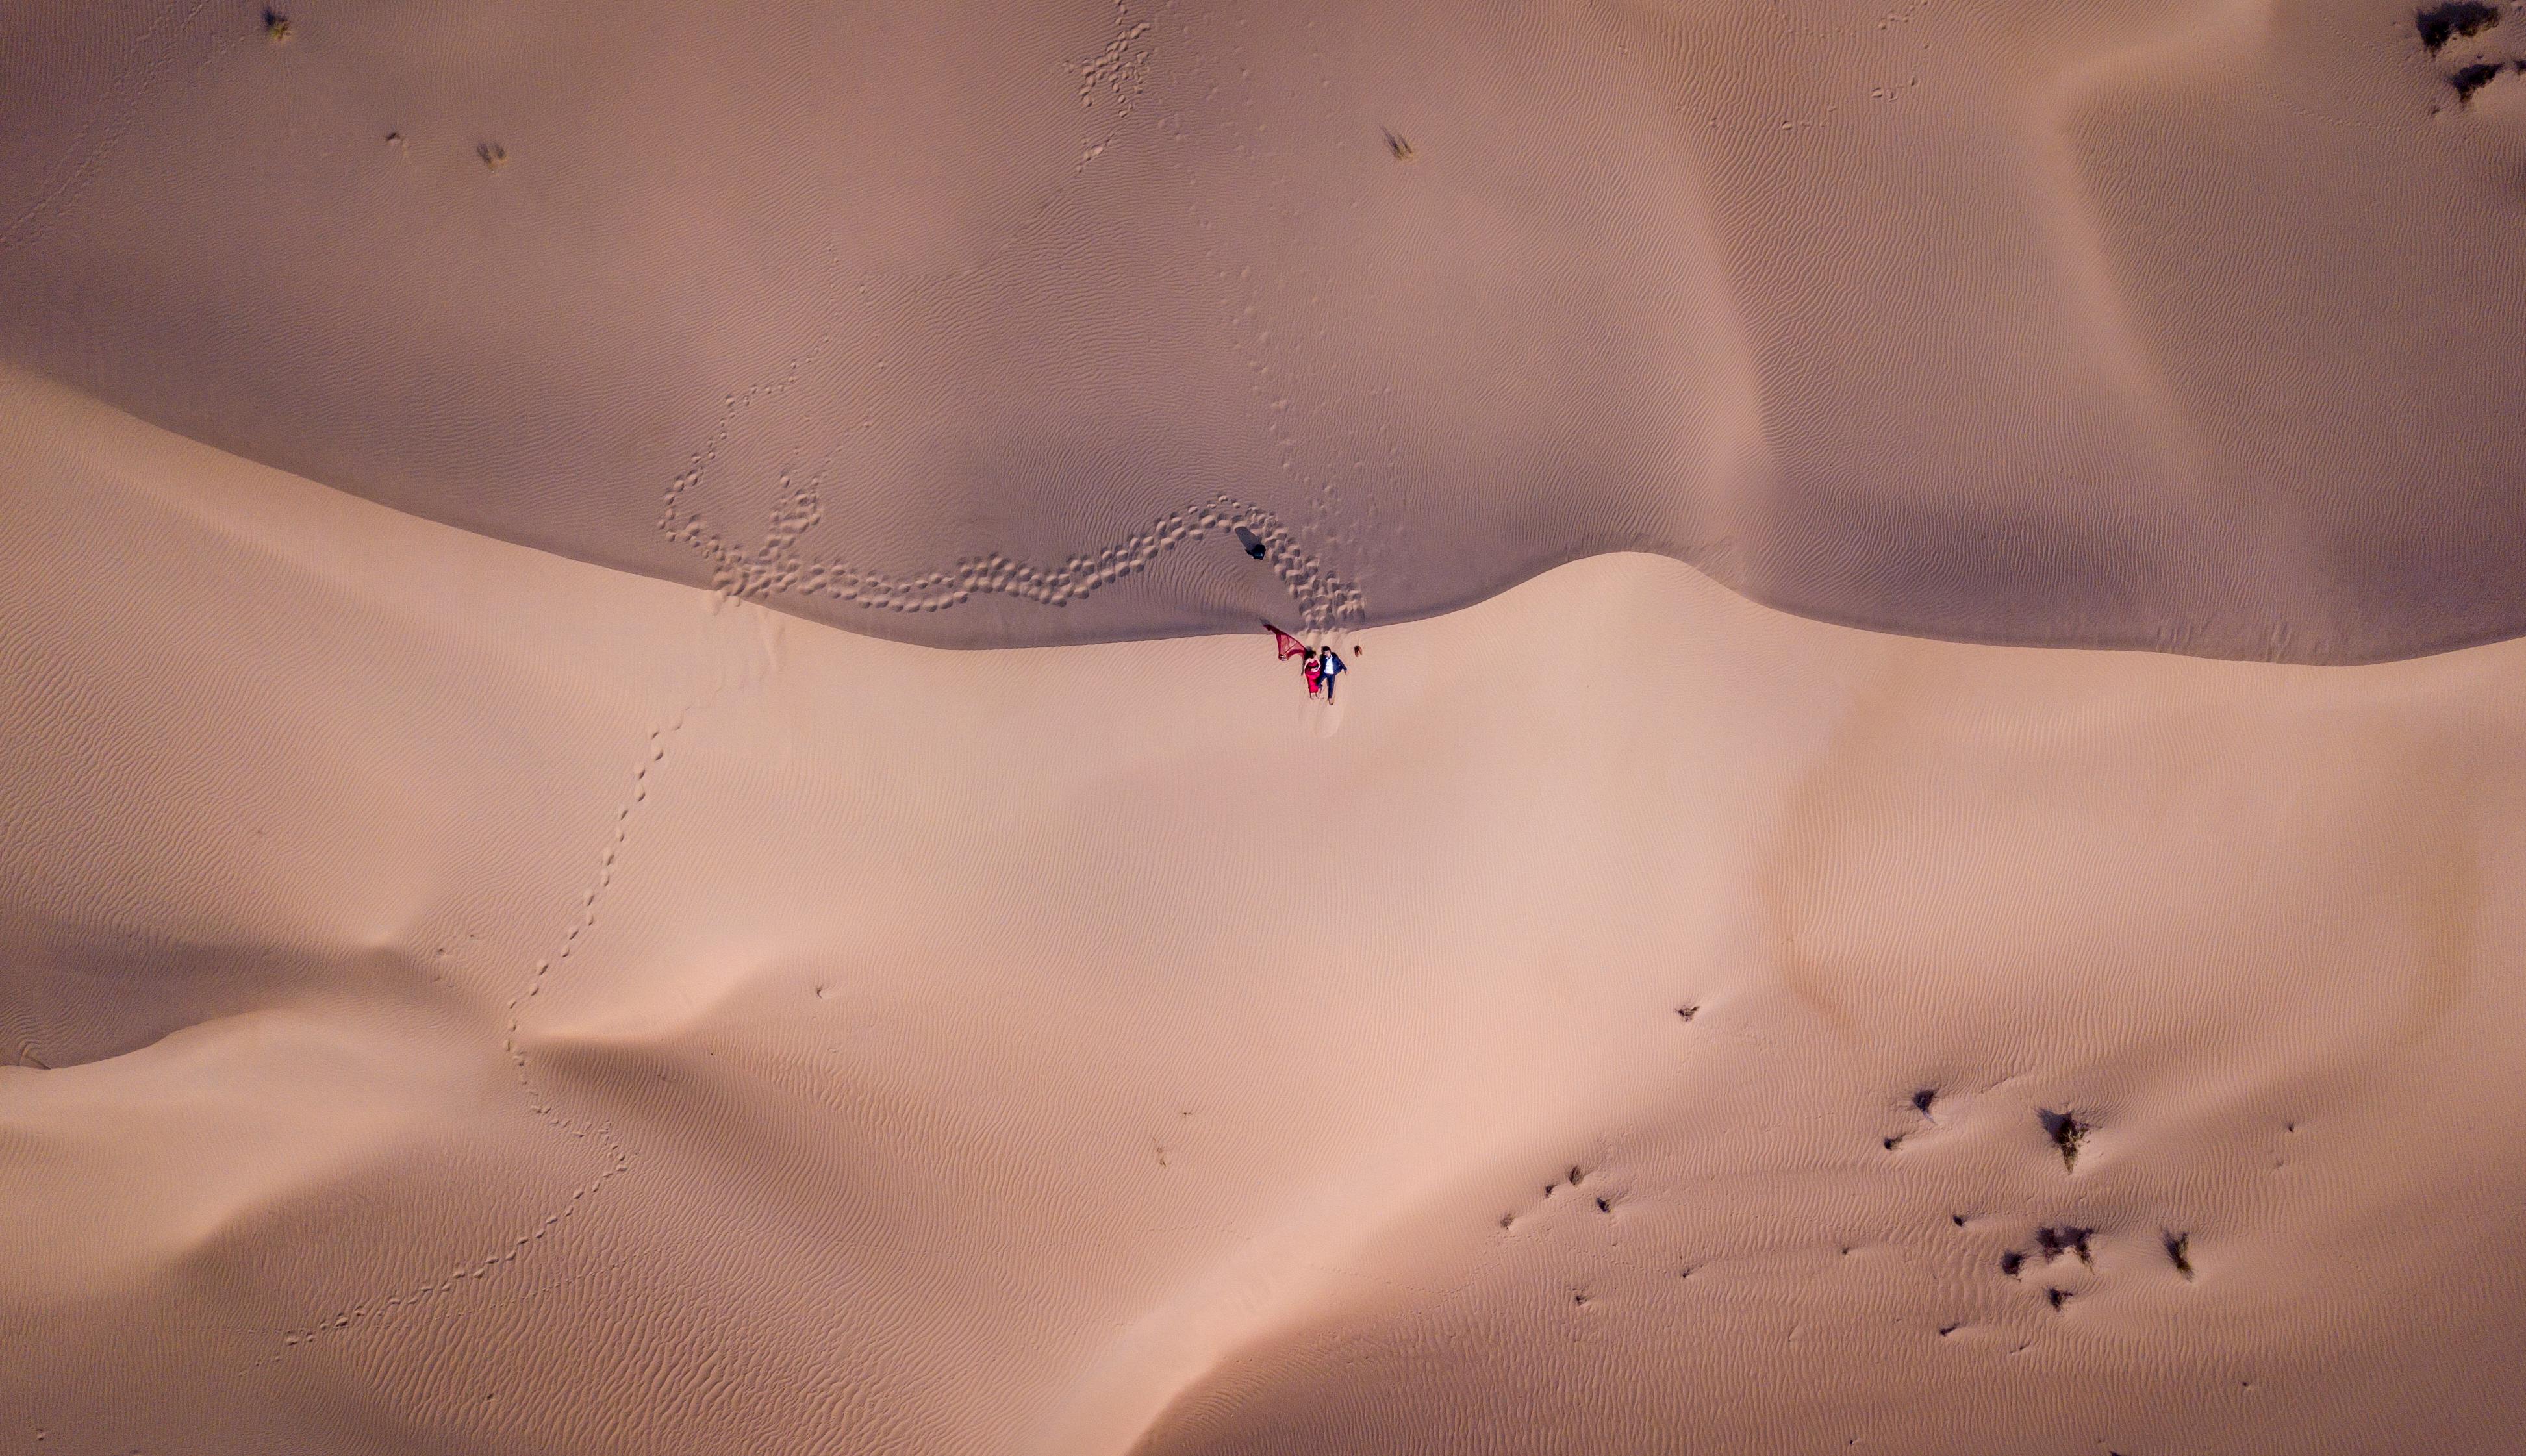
2165, 1231, 2195, 1279
2040, 1109, 2090, 1170
2035, 1225, 2095, 1266
2418, 2, 2500, 53
2450, 60, 2505, 101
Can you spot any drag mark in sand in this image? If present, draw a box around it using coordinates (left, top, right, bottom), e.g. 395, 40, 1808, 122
270, 710, 696, 1360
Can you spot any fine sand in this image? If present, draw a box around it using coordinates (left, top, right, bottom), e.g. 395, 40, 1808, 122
5, 360, 2525, 1453
4, 0, 2525, 659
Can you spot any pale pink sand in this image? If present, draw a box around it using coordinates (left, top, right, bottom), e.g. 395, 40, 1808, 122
3, 0, 2523, 659
4, 364, 2522, 1453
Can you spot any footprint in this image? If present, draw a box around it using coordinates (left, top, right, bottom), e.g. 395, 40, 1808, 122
274, 712, 695, 1362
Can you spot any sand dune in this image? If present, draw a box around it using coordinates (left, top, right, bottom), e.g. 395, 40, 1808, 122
5, 363, 2523, 1453
3, 0, 2523, 659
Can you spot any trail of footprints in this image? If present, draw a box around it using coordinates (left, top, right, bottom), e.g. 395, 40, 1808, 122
675, 2, 2526, 636
272, 714, 692, 1359
0, 0, 216, 256
657, 0, 1380, 636
657, 273, 1367, 631
661, 448, 1355, 629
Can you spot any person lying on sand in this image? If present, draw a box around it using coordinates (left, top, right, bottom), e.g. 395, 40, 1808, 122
1316, 645, 1347, 703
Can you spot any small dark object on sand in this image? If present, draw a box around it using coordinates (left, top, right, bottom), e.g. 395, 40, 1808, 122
2165, 1231, 2195, 1279
263, 8, 292, 42
2040, 1109, 2090, 1170
1234, 525, 1267, 559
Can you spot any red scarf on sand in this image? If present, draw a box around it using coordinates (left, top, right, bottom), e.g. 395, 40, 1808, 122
1269, 625, 1308, 660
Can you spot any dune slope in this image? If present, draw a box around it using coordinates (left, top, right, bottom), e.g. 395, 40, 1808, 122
3, 366, 2523, 1453
2, 0, 2523, 659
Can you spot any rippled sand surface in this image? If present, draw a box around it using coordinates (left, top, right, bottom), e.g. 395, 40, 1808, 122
4, 0, 2523, 657
5, 364, 2523, 1453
